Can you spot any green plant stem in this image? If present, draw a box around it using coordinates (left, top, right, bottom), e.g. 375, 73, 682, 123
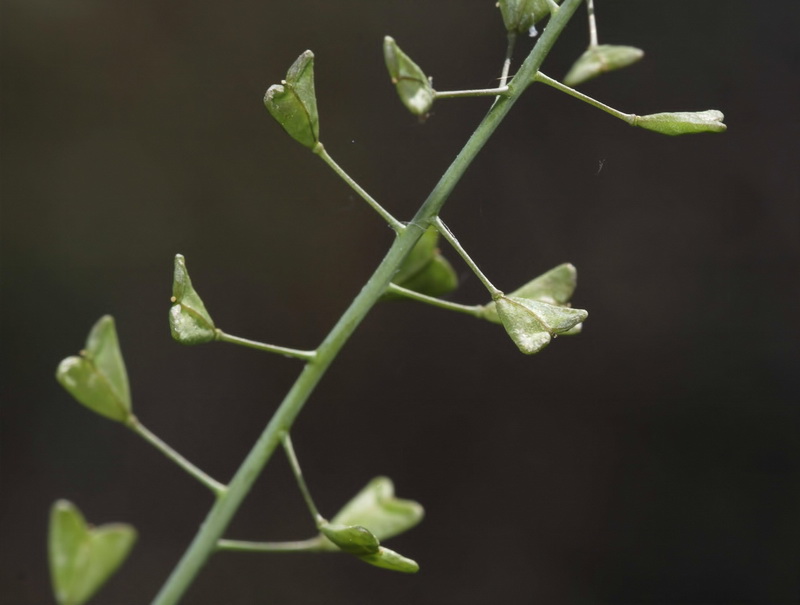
217, 537, 325, 553
587, 0, 598, 47
384, 283, 484, 318
216, 330, 316, 361
281, 432, 324, 526
128, 418, 227, 497
434, 86, 509, 99
432, 217, 502, 298
152, 2, 583, 602
499, 32, 517, 87
314, 144, 405, 233
534, 71, 634, 124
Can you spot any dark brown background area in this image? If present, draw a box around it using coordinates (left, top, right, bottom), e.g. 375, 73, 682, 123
2, 1, 799, 603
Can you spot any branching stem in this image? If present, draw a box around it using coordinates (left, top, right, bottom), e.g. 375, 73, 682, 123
128, 418, 227, 497
385, 283, 485, 317
281, 432, 324, 526
433, 217, 502, 299
500, 32, 517, 87
587, 0, 599, 47
216, 330, 316, 361
434, 86, 509, 99
534, 71, 634, 124
217, 537, 326, 553
315, 144, 405, 233
152, 2, 584, 602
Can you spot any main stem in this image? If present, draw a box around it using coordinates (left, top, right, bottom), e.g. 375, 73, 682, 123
152, 2, 582, 602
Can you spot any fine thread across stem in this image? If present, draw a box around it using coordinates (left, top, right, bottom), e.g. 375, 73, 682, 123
315, 145, 405, 233
216, 330, 316, 361
151, 2, 584, 602
128, 419, 227, 496
433, 217, 502, 298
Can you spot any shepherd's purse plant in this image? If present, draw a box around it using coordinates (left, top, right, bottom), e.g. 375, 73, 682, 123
50, 1, 725, 603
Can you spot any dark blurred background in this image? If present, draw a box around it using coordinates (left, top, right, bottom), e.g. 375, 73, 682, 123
2, 1, 799, 603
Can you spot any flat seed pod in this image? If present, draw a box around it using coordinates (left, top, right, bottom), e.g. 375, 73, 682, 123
383, 37, 434, 117
386, 226, 458, 299
358, 546, 420, 574
327, 477, 424, 544
320, 523, 381, 556
49, 500, 137, 605
398, 254, 458, 298
498, 0, 562, 34
264, 50, 320, 148
634, 110, 727, 136
169, 254, 217, 345
496, 296, 588, 354
481, 263, 577, 324
564, 44, 644, 87
55, 316, 132, 423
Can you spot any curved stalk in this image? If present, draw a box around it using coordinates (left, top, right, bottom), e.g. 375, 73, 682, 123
384, 283, 484, 317
534, 71, 635, 124
216, 330, 316, 361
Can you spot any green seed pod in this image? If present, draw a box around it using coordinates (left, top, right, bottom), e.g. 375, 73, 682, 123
358, 546, 420, 574
383, 36, 434, 117
481, 263, 577, 324
49, 500, 137, 605
264, 50, 320, 148
169, 254, 217, 345
498, 0, 562, 34
563, 44, 644, 87
386, 226, 458, 299
320, 523, 381, 556
55, 315, 132, 423
328, 477, 424, 543
496, 295, 588, 355
633, 110, 727, 136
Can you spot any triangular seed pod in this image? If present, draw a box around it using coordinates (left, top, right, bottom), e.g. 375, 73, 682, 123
383, 37, 434, 117
169, 254, 217, 345
564, 44, 644, 87
481, 263, 577, 324
498, 0, 563, 34
49, 500, 137, 605
322, 477, 424, 547
496, 296, 587, 354
264, 50, 320, 148
55, 315, 132, 423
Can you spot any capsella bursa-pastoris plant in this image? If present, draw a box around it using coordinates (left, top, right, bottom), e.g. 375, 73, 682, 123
51, 1, 726, 603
